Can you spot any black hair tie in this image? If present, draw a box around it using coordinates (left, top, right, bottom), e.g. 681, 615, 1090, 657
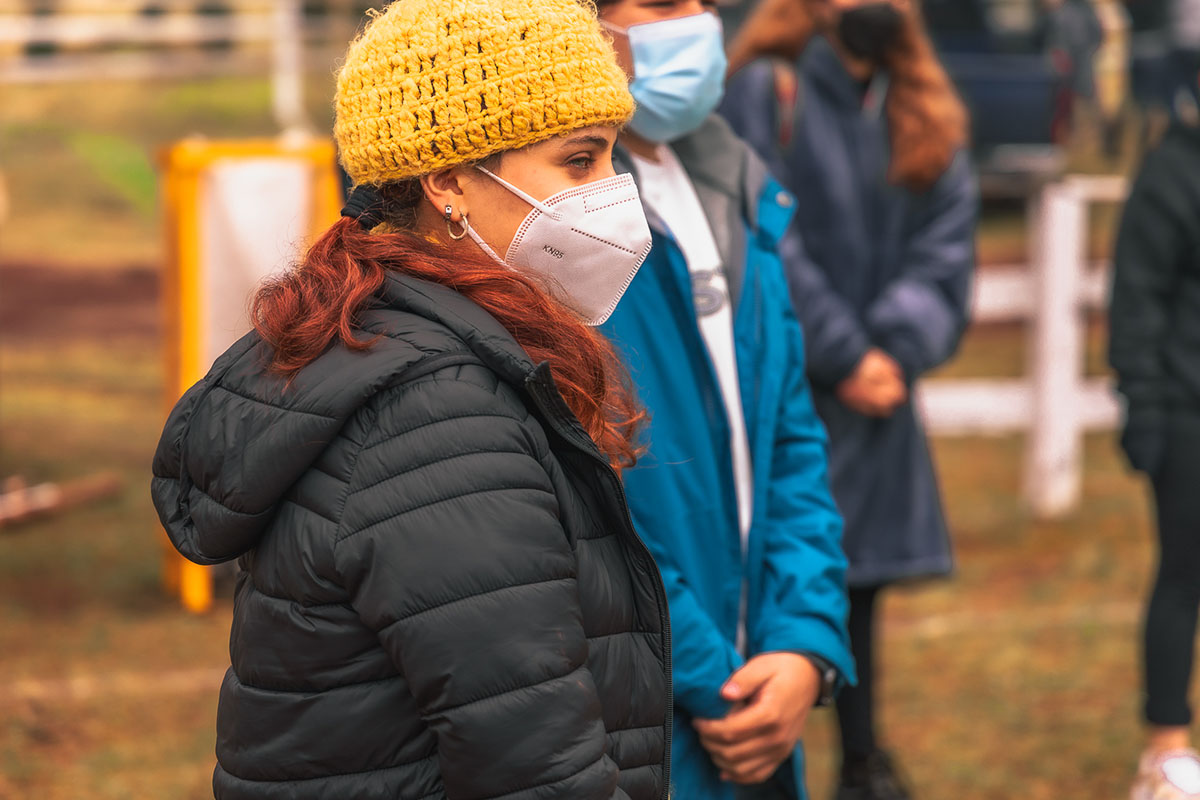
341, 184, 386, 230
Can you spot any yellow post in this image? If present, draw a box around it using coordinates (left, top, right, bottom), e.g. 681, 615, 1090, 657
1093, 0, 1130, 123
158, 137, 341, 613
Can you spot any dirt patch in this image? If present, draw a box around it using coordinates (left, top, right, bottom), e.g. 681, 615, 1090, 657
0, 263, 159, 342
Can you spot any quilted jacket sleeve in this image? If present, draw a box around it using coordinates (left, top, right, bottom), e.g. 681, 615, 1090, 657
722, 61, 873, 388
333, 364, 627, 800
777, 224, 874, 388
863, 153, 978, 380
1109, 144, 1188, 455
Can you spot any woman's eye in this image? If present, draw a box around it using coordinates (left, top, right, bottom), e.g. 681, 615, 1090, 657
568, 155, 594, 169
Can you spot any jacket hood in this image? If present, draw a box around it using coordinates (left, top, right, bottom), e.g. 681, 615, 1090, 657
620, 115, 768, 229
614, 114, 794, 305
151, 274, 537, 565
804, 36, 887, 114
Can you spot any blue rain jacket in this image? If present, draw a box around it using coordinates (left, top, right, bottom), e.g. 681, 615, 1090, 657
603, 116, 854, 800
720, 38, 978, 587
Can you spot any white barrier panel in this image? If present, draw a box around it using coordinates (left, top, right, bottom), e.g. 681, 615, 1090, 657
200, 158, 312, 365
159, 138, 341, 613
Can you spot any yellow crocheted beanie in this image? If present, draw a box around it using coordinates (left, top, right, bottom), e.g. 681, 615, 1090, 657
335, 0, 634, 185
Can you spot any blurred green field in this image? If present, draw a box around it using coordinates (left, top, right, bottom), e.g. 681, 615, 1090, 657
0, 75, 1180, 799
0, 75, 1130, 272
0, 75, 337, 269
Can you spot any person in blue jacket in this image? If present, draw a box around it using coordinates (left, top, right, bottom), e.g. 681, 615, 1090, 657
721, 1, 978, 797
596, 0, 855, 798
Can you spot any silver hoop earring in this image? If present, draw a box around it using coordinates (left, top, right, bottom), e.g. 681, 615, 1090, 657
448, 212, 470, 240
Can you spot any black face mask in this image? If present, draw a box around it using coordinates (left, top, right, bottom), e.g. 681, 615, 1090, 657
837, 2, 905, 63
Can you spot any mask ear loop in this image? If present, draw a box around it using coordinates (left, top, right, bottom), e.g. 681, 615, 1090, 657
599, 19, 627, 36
476, 166, 561, 219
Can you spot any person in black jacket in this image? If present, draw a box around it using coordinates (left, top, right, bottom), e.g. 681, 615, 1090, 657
1109, 69, 1200, 800
150, 0, 673, 797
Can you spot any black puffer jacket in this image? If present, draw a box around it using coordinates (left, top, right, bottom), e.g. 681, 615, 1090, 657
151, 274, 671, 800
1109, 122, 1200, 474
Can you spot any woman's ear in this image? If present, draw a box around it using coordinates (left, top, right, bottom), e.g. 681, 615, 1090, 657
419, 167, 470, 221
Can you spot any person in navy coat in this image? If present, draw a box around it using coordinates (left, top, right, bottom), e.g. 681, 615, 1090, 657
721, 1, 978, 797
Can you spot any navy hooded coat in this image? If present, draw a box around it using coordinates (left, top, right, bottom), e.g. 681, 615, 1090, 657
720, 38, 978, 587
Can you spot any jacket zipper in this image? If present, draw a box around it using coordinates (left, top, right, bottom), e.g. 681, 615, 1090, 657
526, 376, 674, 800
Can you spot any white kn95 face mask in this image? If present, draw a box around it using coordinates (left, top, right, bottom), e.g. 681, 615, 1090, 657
466, 167, 653, 326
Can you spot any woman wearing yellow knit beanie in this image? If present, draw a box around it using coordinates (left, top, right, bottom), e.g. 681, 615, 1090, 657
150, 0, 671, 797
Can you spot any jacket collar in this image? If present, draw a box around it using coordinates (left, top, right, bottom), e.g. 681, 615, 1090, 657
614, 114, 795, 241
614, 117, 762, 305
374, 273, 537, 386
671, 116, 755, 221
614, 116, 756, 223
374, 274, 599, 454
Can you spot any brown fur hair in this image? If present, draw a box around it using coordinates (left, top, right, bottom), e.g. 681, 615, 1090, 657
726, 0, 968, 192
880, 8, 969, 191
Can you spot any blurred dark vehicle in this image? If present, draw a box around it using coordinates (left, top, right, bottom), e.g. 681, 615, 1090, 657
717, 0, 1069, 186
923, 0, 1065, 178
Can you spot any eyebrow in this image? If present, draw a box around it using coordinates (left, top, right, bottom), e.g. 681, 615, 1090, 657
558, 135, 612, 149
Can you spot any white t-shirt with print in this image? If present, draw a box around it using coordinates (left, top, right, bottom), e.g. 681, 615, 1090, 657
630, 144, 754, 651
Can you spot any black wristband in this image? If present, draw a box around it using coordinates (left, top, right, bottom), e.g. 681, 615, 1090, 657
798, 652, 839, 708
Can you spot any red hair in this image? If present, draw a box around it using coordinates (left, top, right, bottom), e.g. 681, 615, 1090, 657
251, 216, 645, 470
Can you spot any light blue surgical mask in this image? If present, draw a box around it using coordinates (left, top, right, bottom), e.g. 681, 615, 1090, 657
603, 13, 727, 143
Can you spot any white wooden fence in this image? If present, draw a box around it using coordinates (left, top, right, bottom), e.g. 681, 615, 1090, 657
0, 1, 361, 133
919, 176, 1127, 519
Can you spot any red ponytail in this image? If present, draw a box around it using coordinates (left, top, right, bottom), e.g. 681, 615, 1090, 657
251, 217, 645, 469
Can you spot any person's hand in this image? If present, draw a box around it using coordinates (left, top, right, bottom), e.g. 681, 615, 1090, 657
692, 653, 821, 785
725, 0, 817, 76
836, 348, 907, 417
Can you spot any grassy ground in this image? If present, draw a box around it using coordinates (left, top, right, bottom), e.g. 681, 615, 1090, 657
0, 76, 1185, 799
0, 269, 231, 799
0, 353, 229, 799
